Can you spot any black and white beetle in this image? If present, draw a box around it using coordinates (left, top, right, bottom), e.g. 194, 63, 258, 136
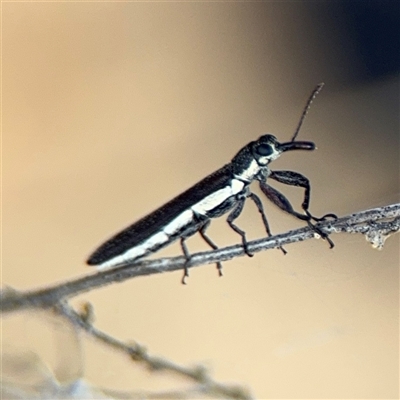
87, 84, 336, 283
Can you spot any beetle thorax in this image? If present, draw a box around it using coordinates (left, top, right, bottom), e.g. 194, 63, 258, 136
234, 158, 265, 182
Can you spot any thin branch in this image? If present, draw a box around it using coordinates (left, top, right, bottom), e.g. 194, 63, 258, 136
1, 203, 399, 313
1, 204, 398, 399
54, 302, 252, 400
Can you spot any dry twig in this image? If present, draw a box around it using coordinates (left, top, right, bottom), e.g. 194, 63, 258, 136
53, 301, 252, 400
1, 203, 399, 313
2, 203, 398, 399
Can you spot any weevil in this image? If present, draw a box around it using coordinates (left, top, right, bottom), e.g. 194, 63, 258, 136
87, 84, 336, 283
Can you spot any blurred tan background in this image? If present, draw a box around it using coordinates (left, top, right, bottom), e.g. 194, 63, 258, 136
2, 2, 399, 399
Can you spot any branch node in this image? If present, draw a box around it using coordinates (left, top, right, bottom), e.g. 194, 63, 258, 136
365, 220, 400, 250
78, 302, 95, 324
127, 342, 148, 362
191, 364, 209, 381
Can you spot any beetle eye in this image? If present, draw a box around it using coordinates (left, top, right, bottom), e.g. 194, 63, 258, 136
256, 143, 273, 156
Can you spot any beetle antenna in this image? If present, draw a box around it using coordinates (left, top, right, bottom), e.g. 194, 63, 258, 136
291, 83, 324, 142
